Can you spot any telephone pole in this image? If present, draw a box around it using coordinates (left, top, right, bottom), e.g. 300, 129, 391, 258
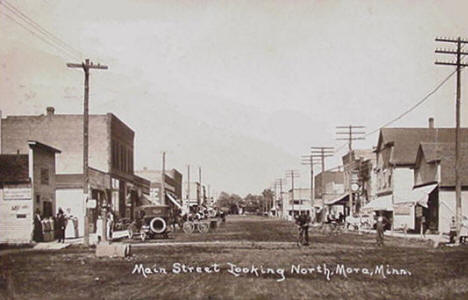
161, 151, 166, 205
276, 178, 286, 218
186, 164, 191, 209
301, 154, 321, 207
336, 125, 365, 216
67, 59, 108, 247
199, 166, 202, 205
285, 170, 300, 218
435, 36, 468, 242
310, 147, 334, 204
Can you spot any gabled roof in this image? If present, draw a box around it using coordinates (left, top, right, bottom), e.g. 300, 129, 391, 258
415, 142, 468, 187
376, 128, 468, 166
0, 155, 29, 183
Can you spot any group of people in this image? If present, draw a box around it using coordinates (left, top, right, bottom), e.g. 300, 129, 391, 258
33, 208, 67, 243
95, 211, 114, 243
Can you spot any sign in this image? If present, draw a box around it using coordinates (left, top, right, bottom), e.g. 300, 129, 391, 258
87, 199, 97, 209
3, 188, 31, 200
150, 188, 160, 203
415, 206, 423, 218
394, 205, 411, 216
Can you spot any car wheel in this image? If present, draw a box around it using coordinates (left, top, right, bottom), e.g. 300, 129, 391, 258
149, 217, 167, 234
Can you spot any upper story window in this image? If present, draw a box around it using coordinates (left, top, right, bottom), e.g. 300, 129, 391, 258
40, 168, 49, 185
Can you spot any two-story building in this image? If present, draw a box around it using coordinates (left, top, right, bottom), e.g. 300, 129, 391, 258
412, 142, 468, 233
281, 188, 313, 220
315, 170, 346, 218
135, 168, 183, 210
366, 120, 468, 230
0, 107, 148, 236
342, 149, 377, 214
0, 141, 60, 243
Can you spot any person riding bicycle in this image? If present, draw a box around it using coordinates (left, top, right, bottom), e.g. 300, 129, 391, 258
295, 211, 311, 246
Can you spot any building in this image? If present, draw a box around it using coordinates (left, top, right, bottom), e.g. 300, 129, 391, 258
411, 142, 468, 233
341, 149, 377, 214
281, 188, 313, 220
314, 170, 345, 217
135, 168, 183, 209
0, 107, 148, 236
366, 120, 468, 230
185, 181, 201, 207
0, 141, 60, 243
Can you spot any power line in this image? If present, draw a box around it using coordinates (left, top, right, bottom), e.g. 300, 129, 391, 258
0, 11, 78, 61
1, 0, 83, 59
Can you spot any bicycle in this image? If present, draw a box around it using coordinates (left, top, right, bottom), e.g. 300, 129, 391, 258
295, 225, 309, 247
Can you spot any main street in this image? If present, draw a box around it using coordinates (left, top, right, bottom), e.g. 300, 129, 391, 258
1, 215, 468, 300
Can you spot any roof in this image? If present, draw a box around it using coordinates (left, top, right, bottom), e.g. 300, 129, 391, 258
377, 128, 468, 166
27, 140, 61, 153
416, 142, 468, 187
0, 155, 29, 183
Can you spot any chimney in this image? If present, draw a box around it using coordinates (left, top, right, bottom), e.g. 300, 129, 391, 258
46, 107, 55, 116
428, 117, 434, 129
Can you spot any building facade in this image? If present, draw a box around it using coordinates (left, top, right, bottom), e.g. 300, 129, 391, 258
0, 141, 60, 243
1, 107, 147, 236
369, 122, 468, 230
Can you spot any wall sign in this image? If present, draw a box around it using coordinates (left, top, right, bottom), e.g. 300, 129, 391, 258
3, 188, 31, 200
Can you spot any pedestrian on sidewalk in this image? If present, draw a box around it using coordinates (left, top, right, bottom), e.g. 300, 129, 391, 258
106, 211, 114, 240
449, 217, 457, 244
33, 209, 43, 243
56, 208, 66, 243
376, 216, 385, 247
96, 215, 103, 244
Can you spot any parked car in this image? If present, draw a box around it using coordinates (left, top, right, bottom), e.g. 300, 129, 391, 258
128, 205, 172, 241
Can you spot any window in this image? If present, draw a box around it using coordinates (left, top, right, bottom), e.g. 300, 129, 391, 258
40, 168, 49, 185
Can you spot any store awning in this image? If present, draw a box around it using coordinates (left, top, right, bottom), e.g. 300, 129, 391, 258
325, 194, 349, 206
412, 184, 438, 208
362, 195, 393, 211
166, 193, 183, 209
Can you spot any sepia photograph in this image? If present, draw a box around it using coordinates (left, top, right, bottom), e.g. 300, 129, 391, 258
1, 1, 468, 299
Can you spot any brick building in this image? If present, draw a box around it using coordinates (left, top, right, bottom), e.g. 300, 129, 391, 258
0, 108, 148, 236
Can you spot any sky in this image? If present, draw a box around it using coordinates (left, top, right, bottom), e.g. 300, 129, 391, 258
1, 0, 468, 196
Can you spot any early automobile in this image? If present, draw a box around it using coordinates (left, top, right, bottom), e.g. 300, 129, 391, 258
127, 205, 172, 241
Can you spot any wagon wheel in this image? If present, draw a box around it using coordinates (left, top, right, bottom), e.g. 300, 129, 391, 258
198, 222, 209, 234
183, 222, 194, 234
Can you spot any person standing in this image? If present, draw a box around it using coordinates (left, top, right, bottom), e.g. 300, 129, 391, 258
296, 211, 311, 246
56, 208, 66, 243
449, 217, 457, 244
106, 211, 114, 240
33, 209, 43, 242
376, 216, 385, 247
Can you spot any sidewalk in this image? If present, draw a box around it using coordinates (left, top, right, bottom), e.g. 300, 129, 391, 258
64, 229, 129, 245
359, 228, 450, 244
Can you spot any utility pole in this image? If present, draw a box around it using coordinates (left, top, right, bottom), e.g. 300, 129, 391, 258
435, 36, 468, 242
301, 154, 321, 207
67, 59, 108, 246
276, 178, 286, 218
310, 147, 333, 206
186, 164, 190, 210
199, 167, 202, 205
336, 125, 365, 216
285, 170, 300, 218
161, 151, 166, 206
